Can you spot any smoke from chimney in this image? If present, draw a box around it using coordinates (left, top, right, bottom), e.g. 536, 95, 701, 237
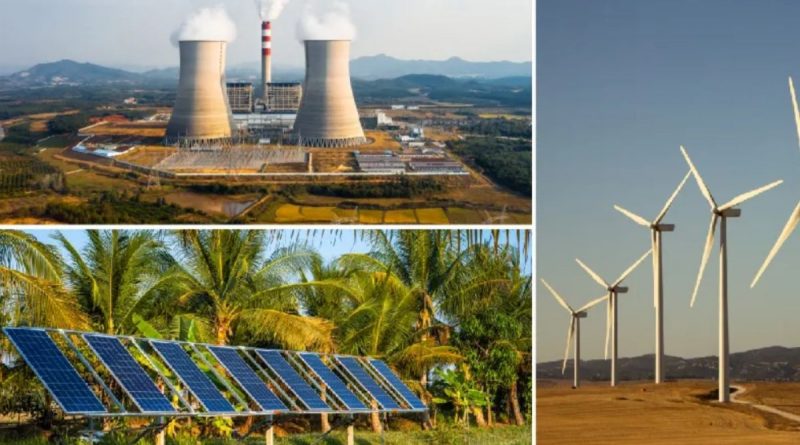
171, 6, 237, 45
296, 1, 356, 41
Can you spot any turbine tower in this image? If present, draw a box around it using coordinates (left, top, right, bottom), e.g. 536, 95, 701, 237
541, 279, 607, 388
680, 145, 783, 402
752, 77, 800, 287
575, 249, 652, 387
613, 171, 691, 384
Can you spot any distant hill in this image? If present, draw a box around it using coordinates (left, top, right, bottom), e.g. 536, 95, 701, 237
4, 60, 142, 86
538, 346, 800, 382
350, 54, 532, 80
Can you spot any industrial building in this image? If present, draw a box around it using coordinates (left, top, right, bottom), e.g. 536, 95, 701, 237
264, 82, 302, 113
226, 82, 254, 113
355, 152, 405, 174
166, 41, 235, 146
293, 40, 367, 148
408, 160, 466, 174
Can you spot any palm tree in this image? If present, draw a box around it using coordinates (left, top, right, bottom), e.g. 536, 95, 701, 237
0, 230, 86, 329
55, 230, 172, 334
165, 230, 334, 350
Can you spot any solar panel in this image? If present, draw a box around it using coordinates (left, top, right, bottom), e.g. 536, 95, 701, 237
3, 328, 106, 414
256, 350, 329, 411
336, 356, 400, 410
83, 334, 175, 413
297, 353, 368, 411
207, 346, 287, 412
367, 359, 427, 410
150, 341, 234, 413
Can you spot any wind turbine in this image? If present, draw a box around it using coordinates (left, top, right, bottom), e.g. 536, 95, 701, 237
575, 249, 652, 387
541, 279, 607, 388
613, 171, 691, 384
752, 76, 800, 287
680, 145, 783, 402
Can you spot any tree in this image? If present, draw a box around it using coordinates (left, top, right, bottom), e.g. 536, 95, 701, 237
55, 230, 172, 334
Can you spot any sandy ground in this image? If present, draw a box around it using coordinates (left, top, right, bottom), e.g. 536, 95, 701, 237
538, 379, 800, 444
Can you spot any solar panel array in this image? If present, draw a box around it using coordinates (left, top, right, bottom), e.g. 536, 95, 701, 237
208, 346, 287, 412
298, 353, 368, 411
4, 328, 106, 414
257, 350, 329, 411
83, 334, 175, 413
336, 356, 401, 410
3, 327, 427, 418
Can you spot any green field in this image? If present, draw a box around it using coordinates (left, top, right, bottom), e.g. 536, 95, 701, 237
0, 425, 532, 445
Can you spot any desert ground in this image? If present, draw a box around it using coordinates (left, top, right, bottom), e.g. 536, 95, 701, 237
538, 379, 800, 444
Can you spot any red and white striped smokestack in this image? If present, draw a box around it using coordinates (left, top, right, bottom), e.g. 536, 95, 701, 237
262, 21, 272, 99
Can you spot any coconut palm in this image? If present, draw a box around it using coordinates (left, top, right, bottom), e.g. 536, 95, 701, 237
0, 230, 86, 329
55, 230, 173, 334
166, 230, 334, 350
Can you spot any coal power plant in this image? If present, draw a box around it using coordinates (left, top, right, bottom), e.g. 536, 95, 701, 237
293, 40, 367, 148
166, 41, 235, 145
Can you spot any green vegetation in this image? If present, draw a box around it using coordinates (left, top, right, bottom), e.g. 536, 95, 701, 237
0, 155, 65, 195
463, 118, 532, 139
0, 230, 531, 442
307, 178, 443, 199
450, 137, 532, 196
40, 192, 189, 223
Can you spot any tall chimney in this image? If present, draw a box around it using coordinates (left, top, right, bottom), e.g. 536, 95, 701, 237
262, 21, 272, 100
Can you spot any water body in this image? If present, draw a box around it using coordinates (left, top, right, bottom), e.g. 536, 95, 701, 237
164, 192, 255, 218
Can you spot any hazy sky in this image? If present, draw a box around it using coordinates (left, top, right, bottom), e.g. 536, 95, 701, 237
539, 0, 800, 363
0, 0, 533, 70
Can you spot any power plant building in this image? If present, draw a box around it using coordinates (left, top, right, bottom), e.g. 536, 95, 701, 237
293, 40, 367, 148
166, 40, 234, 145
265, 82, 302, 113
226, 82, 254, 113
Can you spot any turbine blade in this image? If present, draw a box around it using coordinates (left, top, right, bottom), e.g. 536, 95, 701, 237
577, 294, 609, 313
575, 258, 609, 289
612, 248, 653, 287
614, 205, 651, 227
541, 279, 574, 313
719, 180, 783, 211
562, 316, 575, 375
751, 200, 800, 287
691, 214, 718, 307
680, 145, 717, 210
789, 76, 800, 151
604, 297, 611, 360
654, 170, 692, 224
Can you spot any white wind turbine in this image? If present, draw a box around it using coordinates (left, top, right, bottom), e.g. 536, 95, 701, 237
575, 249, 652, 387
680, 145, 783, 402
752, 76, 800, 287
614, 171, 691, 384
541, 279, 607, 388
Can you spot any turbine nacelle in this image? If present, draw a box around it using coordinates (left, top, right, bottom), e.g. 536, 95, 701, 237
653, 224, 675, 232
610, 286, 628, 293
714, 208, 742, 218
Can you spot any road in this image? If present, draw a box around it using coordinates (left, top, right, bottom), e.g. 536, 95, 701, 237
731, 384, 800, 423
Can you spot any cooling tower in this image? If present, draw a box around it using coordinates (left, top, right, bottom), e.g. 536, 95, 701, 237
166, 41, 234, 145
293, 40, 367, 148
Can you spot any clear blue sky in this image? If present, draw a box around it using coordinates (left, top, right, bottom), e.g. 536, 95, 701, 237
539, 0, 800, 362
0, 0, 532, 71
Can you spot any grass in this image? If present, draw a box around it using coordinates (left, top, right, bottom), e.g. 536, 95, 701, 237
415, 208, 450, 224
445, 208, 486, 224
358, 209, 384, 224
274, 204, 305, 223
383, 209, 418, 224
301, 206, 339, 222
0, 425, 531, 445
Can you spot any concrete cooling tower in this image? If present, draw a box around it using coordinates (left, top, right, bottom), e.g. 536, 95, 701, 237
166, 41, 234, 145
293, 40, 367, 148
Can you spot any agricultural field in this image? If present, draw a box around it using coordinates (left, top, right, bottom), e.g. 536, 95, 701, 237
538, 380, 800, 444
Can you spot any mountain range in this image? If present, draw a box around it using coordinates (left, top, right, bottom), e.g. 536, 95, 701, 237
0, 55, 532, 88
537, 346, 800, 382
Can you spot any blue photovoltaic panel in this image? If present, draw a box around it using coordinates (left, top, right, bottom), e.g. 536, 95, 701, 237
83, 334, 175, 413
207, 346, 287, 412
298, 353, 367, 411
150, 341, 234, 413
3, 328, 106, 414
368, 359, 427, 410
257, 350, 329, 411
336, 356, 400, 410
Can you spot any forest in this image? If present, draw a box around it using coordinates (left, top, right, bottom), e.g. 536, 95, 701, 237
0, 229, 532, 444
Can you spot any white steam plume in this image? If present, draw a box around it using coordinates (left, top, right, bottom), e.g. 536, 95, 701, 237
171, 6, 237, 45
296, 1, 357, 41
256, 0, 291, 21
